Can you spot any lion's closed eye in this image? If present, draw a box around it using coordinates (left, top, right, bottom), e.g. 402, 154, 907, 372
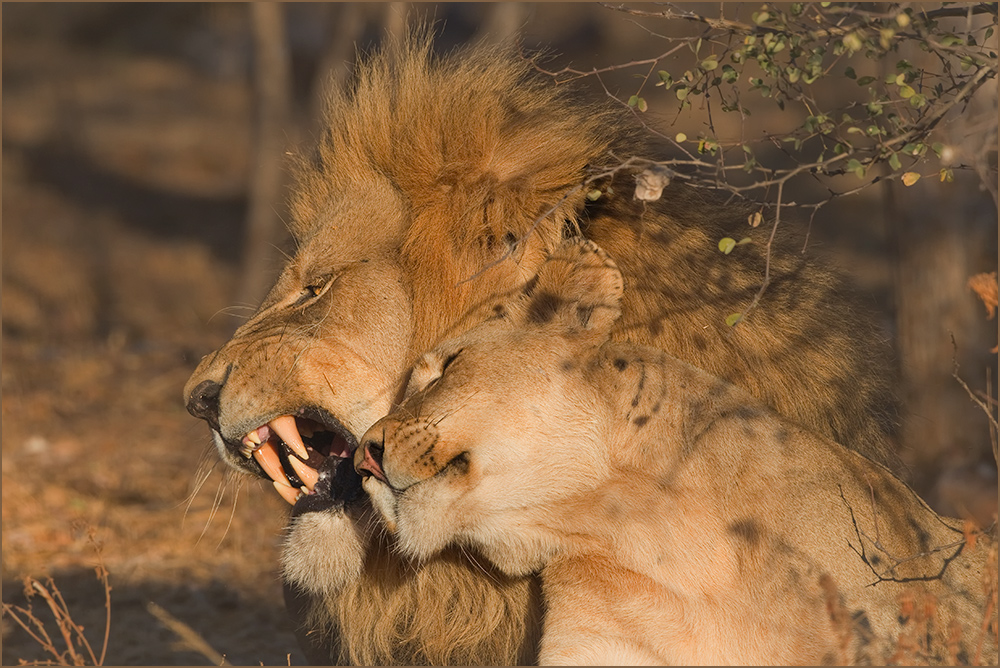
293, 277, 334, 307
441, 350, 460, 373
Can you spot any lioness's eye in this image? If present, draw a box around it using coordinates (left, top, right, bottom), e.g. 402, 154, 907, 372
411, 350, 461, 395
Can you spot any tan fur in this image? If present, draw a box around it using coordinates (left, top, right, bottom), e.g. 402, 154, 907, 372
361, 240, 997, 666
184, 31, 901, 664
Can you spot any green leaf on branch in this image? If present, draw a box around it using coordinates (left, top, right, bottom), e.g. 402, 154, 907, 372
628, 95, 648, 112
901, 171, 920, 186
846, 158, 865, 178
725, 313, 743, 327
719, 237, 737, 254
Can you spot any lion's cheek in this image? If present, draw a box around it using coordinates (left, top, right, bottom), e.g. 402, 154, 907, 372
281, 511, 366, 595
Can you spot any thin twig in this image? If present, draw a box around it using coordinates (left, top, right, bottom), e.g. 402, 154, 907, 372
950, 333, 1000, 434
732, 180, 782, 326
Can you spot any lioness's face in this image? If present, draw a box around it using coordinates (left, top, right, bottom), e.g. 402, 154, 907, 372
357, 325, 606, 574
357, 240, 624, 574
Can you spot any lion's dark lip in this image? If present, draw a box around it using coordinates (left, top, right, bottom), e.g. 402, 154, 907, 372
291, 454, 365, 517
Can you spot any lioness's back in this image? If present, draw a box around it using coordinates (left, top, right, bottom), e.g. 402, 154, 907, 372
609, 348, 993, 664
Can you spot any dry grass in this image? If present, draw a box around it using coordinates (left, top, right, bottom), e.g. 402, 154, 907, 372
3, 531, 110, 666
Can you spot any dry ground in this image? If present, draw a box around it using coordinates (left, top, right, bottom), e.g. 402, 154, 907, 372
3, 5, 302, 664
2, 4, 996, 666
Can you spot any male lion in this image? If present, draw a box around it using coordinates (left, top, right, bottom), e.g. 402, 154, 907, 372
358, 239, 997, 666
183, 32, 900, 664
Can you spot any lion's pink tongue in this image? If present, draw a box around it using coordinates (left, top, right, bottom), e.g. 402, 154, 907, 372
329, 434, 353, 459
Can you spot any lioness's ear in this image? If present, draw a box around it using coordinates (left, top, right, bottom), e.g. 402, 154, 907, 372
515, 239, 623, 339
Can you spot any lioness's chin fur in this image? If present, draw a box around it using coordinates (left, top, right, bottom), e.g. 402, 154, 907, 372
185, 29, 904, 665
361, 240, 996, 666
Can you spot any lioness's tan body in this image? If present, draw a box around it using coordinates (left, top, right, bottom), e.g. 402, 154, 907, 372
184, 33, 905, 664
361, 241, 996, 666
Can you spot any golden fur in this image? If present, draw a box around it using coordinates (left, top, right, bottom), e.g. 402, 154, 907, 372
184, 31, 901, 664
361, 240, 997, 666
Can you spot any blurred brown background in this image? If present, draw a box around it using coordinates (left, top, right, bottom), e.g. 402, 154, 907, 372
2, 3, 996, 664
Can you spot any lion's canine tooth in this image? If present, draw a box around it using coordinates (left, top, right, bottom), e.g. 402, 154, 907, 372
288, 454, 319, 491
269, 415, 309, 460
272, 480, 300, 505
253, 442, 291, 488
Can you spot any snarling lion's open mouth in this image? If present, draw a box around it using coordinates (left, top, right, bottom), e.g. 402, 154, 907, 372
236, 407, 361, 507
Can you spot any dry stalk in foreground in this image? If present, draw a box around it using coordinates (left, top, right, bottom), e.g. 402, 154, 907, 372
1, 530, 110, 666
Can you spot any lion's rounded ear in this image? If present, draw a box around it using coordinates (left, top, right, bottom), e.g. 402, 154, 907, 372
517, 239, 623, 339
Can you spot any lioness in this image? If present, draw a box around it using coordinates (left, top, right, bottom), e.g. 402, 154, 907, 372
183, 32, 901, 664
359, 239, 997, 666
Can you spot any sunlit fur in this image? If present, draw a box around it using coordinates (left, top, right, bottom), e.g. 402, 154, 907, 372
184, 28, 902, 665
362, 240, 996, 666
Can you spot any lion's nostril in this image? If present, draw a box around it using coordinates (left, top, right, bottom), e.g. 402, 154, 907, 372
357, 439, 386, 483
186, 379, 223, 430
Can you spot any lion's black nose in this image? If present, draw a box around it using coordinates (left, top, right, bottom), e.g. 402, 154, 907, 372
356, 438, 386, 483
186, 379, 222, 431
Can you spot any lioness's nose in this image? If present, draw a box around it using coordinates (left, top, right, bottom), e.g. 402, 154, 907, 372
356, 438, 387, 483
186, 379, 222, 431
